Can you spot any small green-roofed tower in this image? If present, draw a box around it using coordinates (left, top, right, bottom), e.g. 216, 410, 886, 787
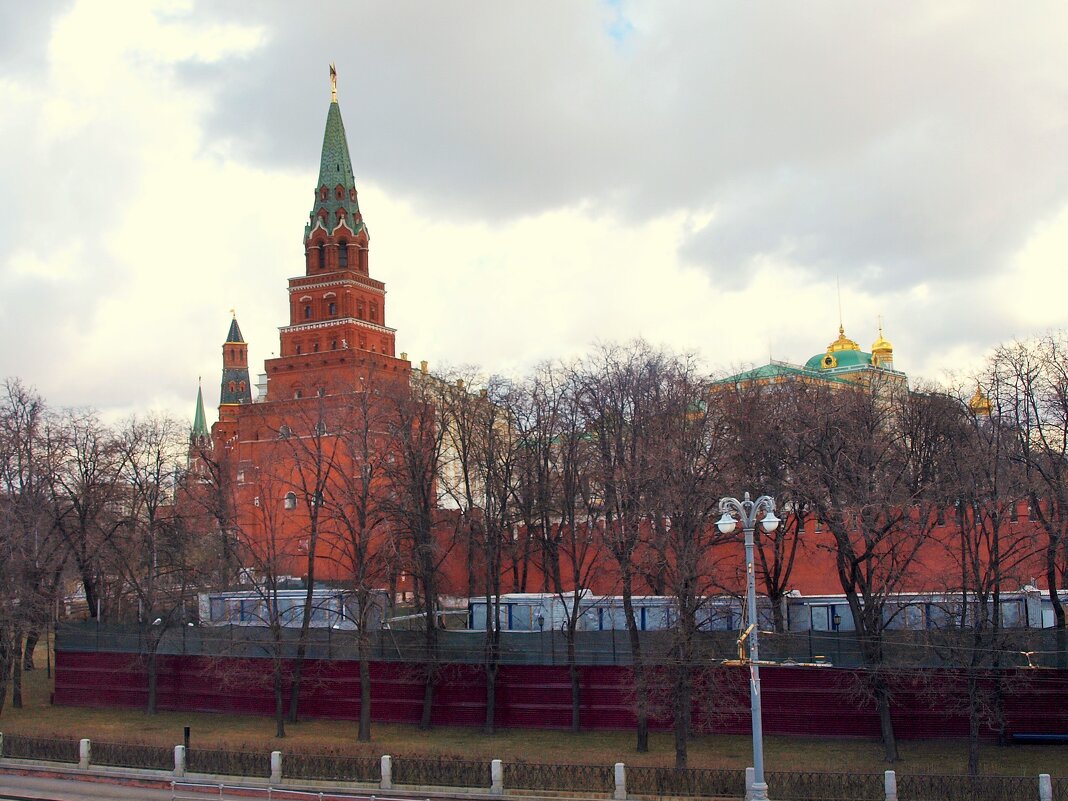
220, 313, 252, 407
191, 380, 210, 447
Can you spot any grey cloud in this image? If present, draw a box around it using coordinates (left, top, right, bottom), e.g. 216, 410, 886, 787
0, 1, 73, 75
176, 1, 1068, 292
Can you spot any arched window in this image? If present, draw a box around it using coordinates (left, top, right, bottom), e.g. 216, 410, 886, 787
279, 424, 292, 439
370, 301, 378, 322
304, 305, 312, 319
338, 241, 348, 268
315, 421, 327, 436
313, 342, 320, 352
228, 380, 236, 393
357, 299, 365, 318
317, 387, 326, 397
294, 389, 303, 399
239, 381, 246, 392
318, 247, 326, 269
328, 302, 337, 316
284, 492, 297, 510
330, 340, 337, 350
295, 345, 302, 355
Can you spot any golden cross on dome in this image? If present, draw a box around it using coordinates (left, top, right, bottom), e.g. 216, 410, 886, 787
330, 63, 337, 102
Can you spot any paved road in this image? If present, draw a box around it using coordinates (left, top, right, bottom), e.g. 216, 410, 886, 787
0, 773, 177, 801
0, 773, 426, 801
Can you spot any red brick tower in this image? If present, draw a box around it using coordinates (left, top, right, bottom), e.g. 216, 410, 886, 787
212, 315, 252, 448
260, 66, 410, 402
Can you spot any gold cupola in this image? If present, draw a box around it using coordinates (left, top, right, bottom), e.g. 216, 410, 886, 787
871, 324, 894, 370
969, 384, 992, 417
816, 325, 860, 369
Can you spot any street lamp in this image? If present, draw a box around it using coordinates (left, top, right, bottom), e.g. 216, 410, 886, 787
717, 492, 779, 801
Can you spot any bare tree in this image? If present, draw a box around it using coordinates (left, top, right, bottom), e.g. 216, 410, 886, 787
109, 414, 199, 714
643, 356, 734, 768
381, 372, 451, 730
990, 335, 1068, 665
322, 383, 395, 741
0, 379, 55, 710
793, 380, 956, 762
722, 381, 809, 632
578, 342, 672, 753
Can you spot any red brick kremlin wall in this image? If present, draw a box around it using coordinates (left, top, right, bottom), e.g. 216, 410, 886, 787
54, 650, 1068, 739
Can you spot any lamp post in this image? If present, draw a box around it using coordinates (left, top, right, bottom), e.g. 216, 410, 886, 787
717, 492, 780, 801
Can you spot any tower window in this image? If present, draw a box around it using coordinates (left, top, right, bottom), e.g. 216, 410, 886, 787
338, 242, 348, 268
318, 247, 326, 269
295, 345, 302, 355
228, 381, 236, 393
304, 305, 312, 319
315, 421, 327, 436
330, 340, 337, 350
313, 342, 320, 352
357, 300, 365, 318
239, 381, 246, 392
370, 302, 378, 322
279, 424, 292, 439
328, 302, 337, 316
284, 491, 297, 510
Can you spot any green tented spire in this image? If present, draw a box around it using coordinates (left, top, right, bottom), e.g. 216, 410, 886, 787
192, 380, 210, 441
306, 64, 364, 240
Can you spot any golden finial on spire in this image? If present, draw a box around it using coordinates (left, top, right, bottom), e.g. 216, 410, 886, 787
330, 62, 338, 102
230, 307, 236, 318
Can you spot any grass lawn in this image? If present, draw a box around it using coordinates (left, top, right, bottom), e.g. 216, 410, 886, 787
3, 640, 1066, 777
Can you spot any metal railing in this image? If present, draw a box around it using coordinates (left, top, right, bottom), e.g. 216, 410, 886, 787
93, 740, 174, 771
390, 755, 490, 788
283, 752, 380, 783
186, 748, 271, 778
505, 760, 615, 793
2, 733, 80, 763
628, 766, 746, 798
766, 770, 883, 801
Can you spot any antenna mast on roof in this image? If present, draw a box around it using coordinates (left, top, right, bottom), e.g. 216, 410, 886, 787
836, 277, 845, 333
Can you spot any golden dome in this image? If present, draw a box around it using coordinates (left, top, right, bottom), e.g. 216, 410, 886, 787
969, 384, 992, 416
827, 324, 860, 353
871, 328, 893, 355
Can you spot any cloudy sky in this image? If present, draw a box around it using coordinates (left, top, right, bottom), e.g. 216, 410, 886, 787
3, 1, 1068, 423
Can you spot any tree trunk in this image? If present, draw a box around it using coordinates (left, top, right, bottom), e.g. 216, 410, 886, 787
146, 646, 158, 715
23, 631, 39, 671
0, 638, 10, 715
967, 674, 981, 777
875, 677, 898, 762
274, 659, 287, 738
358, 638, 372, 742
622, 574, 649, 753
673, 663, 692, 768
11, 629, 23, 709
484, 662, 498, 735
420, 620, 438, 730
568, 627, 581, 733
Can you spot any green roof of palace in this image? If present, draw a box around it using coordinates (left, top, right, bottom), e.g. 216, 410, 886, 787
719, 361, 853, 386
804, 348, 874, 371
